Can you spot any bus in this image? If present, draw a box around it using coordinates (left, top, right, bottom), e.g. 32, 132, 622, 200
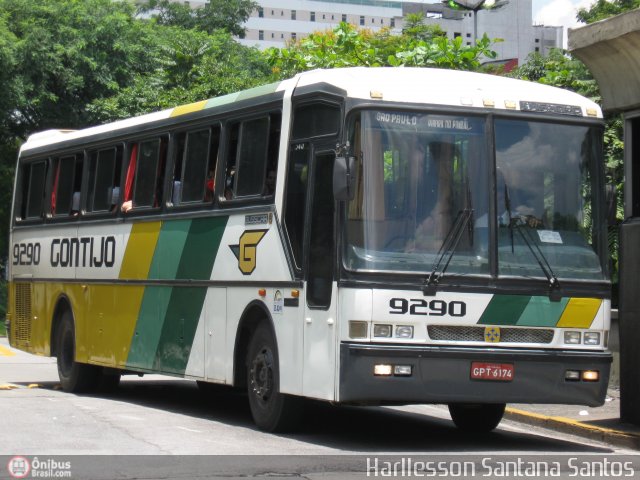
7, 67, 612, 433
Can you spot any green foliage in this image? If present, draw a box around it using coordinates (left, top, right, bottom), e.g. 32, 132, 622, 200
402, 12, 445, 41
577, 0, 640, 24
138, 0, 258, 38
266, 22, 497, 80
89, 29, 270, 121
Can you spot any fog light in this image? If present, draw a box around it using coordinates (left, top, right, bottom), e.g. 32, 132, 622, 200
584, 332, 601, 345
349, 321, 368, 339
373, 324, 392, 338
395, 325, 414, 339
394, 365, 412, 376
565, 370, 580, 381
564, 331, 581, 345
374, 364, 393, 376
582, 370, 599, 382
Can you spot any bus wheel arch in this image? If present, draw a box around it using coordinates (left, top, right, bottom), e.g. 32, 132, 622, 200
232, 301, 276, 390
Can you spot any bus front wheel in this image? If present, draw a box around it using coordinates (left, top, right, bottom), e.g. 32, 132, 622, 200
246, 324, 302, 432
56, 311, 100, 393
448, 403, 506, 433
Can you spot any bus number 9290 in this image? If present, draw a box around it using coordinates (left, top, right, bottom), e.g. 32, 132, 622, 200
389, 298, 466, 317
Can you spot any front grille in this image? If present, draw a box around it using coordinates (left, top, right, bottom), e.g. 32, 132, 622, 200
14, 283, 32, 345
427, 325, 554, 344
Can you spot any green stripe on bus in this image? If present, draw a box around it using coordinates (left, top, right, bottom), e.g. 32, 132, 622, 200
126, 286, 173, 370
152, 216, 228, 374
478, 295, 531, 325
149, 219, 191, 279
516, 296, 570, 327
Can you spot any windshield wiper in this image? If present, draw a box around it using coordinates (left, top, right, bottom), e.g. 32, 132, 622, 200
423, 207, 474, 296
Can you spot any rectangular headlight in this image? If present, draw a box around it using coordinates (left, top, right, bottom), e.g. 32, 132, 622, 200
373, 324, 392, 338
395, 325, 414, 339
374, 364, 392, 376
564, 331, 581, 345
584, 332, 601, 345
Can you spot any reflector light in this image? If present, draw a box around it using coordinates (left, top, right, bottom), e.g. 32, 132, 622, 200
258, 289, 266, 297
349, 321, 368, 339
374, 364, 393, 376
394, 365, 412, 376
565, 370, 580, 381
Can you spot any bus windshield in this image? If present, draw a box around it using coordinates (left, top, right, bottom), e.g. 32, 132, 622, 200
344, 109, 606, 282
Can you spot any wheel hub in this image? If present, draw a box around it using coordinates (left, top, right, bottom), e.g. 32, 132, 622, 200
250, 347, 273, 401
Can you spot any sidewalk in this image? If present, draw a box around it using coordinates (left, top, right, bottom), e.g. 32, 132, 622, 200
505, 387, 640, 450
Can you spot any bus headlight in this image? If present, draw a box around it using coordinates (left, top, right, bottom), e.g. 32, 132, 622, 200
373, 324, 392, 338
395, 325, 414, 339
584, 332, 601, 345
564, 331, 581, 345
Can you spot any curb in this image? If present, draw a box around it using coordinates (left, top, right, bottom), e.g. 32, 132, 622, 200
505, 407, 640, 451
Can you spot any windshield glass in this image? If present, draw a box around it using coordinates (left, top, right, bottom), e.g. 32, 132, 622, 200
345, 110, 489, 275
344, 110, 606, 282
495, 119, 605, 280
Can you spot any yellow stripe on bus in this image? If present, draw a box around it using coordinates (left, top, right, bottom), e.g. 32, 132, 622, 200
119, 221, 162, 280
170, 100, 207, 117
556, 298, 602, 328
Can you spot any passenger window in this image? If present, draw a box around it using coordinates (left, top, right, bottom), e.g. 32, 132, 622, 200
20, 160, 48, 220
171, 126, 219, 205
123, 137, 167, 211
224, 113, 280, 199
51, 154, 82, 217
87, 147, 122, 213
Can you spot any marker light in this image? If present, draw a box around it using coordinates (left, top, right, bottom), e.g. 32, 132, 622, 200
582, 370, 599, 382
584, 332, 601, 346
258, 288, 266, 297
395, 325, 414, 339
374, 364, 393, 376
565, 370, 581, 381
373, 324, 392, 338
394, 365, 412, 376
349, 321, 368, 339
564, 331, 581, 345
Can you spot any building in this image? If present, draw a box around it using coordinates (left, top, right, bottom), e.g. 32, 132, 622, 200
166, 0, 562, 65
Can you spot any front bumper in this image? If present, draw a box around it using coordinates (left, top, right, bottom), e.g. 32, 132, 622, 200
339, 343, 611, 407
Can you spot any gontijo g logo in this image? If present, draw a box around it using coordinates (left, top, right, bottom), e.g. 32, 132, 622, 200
230, 230, 268, 275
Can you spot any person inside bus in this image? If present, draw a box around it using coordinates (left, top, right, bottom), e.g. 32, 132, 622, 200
405, 141, 454, 253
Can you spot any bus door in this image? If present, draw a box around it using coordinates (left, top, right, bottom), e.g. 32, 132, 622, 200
302, 145, 337, 400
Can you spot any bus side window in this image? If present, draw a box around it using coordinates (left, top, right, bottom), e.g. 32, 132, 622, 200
284, 143, 309, 270
51, 154, 82, 217
124, 137, 167, 212
224, 113, 280, 200
19, 160, 48, 220
171, 127, 219, 205
87, 146, 122, 213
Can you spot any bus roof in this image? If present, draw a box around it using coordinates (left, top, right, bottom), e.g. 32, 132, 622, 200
20, 67, 602, 154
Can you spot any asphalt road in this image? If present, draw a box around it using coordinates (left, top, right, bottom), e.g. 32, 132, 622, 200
1, 338, 638, 479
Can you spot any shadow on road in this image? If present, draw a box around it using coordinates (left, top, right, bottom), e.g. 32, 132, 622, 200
20, 378, 613, 454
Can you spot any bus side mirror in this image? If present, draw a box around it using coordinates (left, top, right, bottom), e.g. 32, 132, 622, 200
333, 156, 356, 201
606, 183, 618, 226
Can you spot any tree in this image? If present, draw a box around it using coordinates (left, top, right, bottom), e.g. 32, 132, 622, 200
266, 22, 496, 80
138, 0, 257, 38
402, 12, 445, 42
577, 0, 640, 24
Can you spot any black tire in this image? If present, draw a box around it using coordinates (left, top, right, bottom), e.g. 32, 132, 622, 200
448, 403, 506, 433
56, 310, 100, 393
246, 324, 302, 432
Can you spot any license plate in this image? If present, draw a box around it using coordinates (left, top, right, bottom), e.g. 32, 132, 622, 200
470, 362, 514, 381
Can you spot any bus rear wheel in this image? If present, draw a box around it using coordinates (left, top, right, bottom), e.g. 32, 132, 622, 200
448, 403, 506, 433
246, 324, 302, 432
56, 311, 100, 393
